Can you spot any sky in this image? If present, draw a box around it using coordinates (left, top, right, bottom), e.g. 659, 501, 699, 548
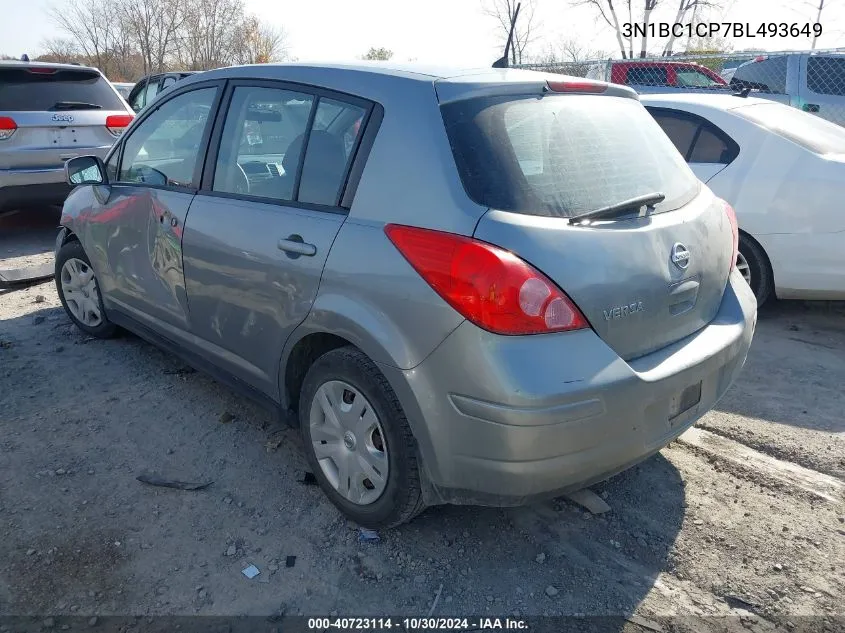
2, 0, 844, 66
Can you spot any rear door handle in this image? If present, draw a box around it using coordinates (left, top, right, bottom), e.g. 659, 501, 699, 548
277, 236, 316, 257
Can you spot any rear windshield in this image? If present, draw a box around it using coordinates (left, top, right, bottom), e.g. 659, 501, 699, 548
732, 102, 845, 155
441, 93, 699, 218
0, 67, 124, 111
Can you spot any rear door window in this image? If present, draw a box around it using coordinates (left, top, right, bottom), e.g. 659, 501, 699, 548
649, 111, 699, 156
0, 67, 124, 111
212, 85, 315, 202
212, 88, 367, 207
648, 108, 738, 164
626, 66, 668, 86
807, 56, 845, 96
442, 94, 699, 218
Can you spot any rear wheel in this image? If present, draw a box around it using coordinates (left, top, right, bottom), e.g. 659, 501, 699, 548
299, 347, 424, 528
55, 240, 117, 338
737, 233, 773, 306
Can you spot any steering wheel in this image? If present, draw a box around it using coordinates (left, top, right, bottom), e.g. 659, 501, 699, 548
234, 164, 250, 195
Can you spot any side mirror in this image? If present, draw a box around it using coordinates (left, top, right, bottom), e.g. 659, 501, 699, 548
66, 155, 107, 186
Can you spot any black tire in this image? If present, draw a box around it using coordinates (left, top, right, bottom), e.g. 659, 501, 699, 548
55, 239, 118, 338
299, 346, 425, 528
738, 233, 773, 307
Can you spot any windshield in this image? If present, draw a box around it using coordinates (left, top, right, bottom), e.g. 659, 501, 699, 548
732, 102, 845, 155
0, 67, 124, 111
441, 93, 699, 218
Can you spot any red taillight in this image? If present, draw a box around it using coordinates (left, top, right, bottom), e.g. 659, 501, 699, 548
547, 80, 607, 94
27, 67, 58, 74
723, 201, 739, 273
105, 114, 133, 137
0, 116, 17, 140
384, 224, 588, 335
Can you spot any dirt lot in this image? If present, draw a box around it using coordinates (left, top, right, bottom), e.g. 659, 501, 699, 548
1, 210, 844, 631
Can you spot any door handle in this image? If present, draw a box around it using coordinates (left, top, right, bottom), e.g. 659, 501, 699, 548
277, 235, 316, 257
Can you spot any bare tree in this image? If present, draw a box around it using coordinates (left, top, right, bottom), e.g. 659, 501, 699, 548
119, 0, 186, 75
529, 39, 608, 76
482, 0, 537, 65
233, 16, 288, 64
637, 0, 660, 57
661, 0, 724, 55
792, 0, 837, 49
50, 0, 290, 78
49, 0, 118, 75
571, 0, 629, 58
38, 38, 82, 64
176, 0, 244, 70
361, 47, 393, 61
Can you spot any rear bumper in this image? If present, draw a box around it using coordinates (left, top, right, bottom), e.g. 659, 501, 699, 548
0, 178, 71, 212
380, 271, 757, 505
0, 146, 111, 212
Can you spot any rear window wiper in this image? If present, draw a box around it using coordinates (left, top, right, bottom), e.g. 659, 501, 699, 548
567, 192, 666, 224
50, 101, 103, 110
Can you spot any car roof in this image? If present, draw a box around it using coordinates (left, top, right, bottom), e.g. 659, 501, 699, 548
0, 60, 100, 73
176, 61, 639, 106
639, 92, 775, 111
612, 60, 705, 67
196, 61, 492, 81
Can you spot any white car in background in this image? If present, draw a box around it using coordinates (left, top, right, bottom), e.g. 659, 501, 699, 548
111, 82, 134, 100
641, 93, 845, 305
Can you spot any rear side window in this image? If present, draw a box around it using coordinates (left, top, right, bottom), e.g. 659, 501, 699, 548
807, 56, 845, 96
689, 128, 731, 163
648, 108, 738, 165
0, 67, 124, 111
733, 102, 845, 154
626, 67, 668, 86
299, 98, 367, 205
442, 94, 699, 218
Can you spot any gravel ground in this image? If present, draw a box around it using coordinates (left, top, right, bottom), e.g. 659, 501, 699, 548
1, 210, 844, 631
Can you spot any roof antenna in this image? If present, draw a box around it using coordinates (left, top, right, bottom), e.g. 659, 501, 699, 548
21, 53, 30, 62
492, 2, 521, 69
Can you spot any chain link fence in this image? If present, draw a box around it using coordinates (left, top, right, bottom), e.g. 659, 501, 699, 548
516, 50, 845, 127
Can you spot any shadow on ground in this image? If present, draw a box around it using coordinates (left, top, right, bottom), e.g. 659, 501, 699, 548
0, 302, 687, 621
714, 299, 845, 434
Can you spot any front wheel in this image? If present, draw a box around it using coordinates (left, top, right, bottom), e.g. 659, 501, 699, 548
737, 234, 773, 307
299, 347, 425, 528
55, 240, 117, 338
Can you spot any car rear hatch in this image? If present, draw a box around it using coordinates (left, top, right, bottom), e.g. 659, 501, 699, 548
0, 65, 131, 169
437, 74, 734, 361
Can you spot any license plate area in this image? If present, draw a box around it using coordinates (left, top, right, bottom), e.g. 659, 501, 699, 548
669, 381, 702, 421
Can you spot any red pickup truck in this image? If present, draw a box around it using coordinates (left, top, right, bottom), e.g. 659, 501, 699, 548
593, 61, 729, 90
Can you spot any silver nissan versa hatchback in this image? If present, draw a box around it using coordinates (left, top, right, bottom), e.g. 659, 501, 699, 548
56, 63, 757, 527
